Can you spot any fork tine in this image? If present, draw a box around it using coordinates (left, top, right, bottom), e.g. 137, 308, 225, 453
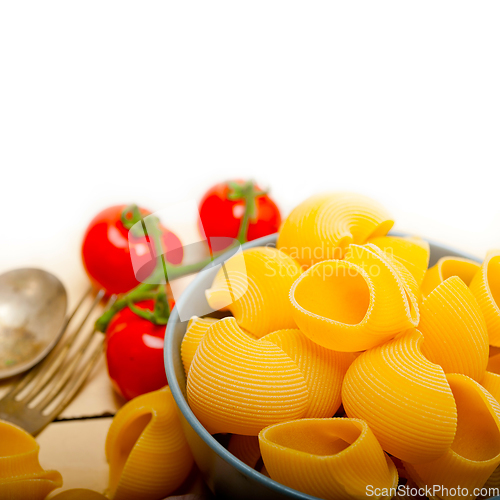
32, 324, 102, 409
42, 334, 105, 420
13, 289, 106, 402
5, 288, 94, 399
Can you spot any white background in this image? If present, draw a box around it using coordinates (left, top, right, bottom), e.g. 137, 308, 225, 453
1, 1, 500, 305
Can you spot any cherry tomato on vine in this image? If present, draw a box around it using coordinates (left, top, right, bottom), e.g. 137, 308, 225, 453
105, 300, 171, 401
198, 180, 281, 252
81, 205, 183, 295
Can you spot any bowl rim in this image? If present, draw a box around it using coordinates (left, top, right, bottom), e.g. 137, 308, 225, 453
164, 232, 481, 499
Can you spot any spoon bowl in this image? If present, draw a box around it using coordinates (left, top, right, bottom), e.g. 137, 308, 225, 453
0, 268, 67, 380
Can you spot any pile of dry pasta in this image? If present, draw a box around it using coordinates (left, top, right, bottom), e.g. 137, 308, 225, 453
183, 192, 500, 500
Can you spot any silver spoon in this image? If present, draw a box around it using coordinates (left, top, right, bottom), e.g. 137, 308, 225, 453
0, 268, 67, 380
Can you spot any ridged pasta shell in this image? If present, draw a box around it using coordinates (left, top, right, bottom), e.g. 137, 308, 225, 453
277, 192, 394, 269
181, 316, 219, 375
106, 386, 194, 500
259, 418, 398, 500
0, 420, 62, 500
227, 435, 261, 469
342, 329, 457, 463
187, 317, 308, 435
482, 355, 500, 403
369, 235, 430, 288
290, 244, 419, 352
261, 329, 354, 417
482, 371, 500, 404
422, 256, 480, 297
418, 276, 489, 381
483, 462, 500, 494
404, 374, 500, 500
205, 246, 302, 338
470, 250, 500, 346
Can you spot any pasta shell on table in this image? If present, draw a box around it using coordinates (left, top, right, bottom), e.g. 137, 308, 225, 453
105, 386, 194, 500
421, 256, 481, 297
205, 246, 302, 338
261, 328, 355, 417
418, 276, 489, 382
276, 192, 394, 269
342, 329, 457, 464
181, 316, 219, 375
187, 317, 308, 435
290, 244, 419, 352
368, 235, 430, 288
258, 418, 398, 500
404, 373, 500, 500
0, 420, 63, 500
470, 250, 500, 346
227, 434, 262, 469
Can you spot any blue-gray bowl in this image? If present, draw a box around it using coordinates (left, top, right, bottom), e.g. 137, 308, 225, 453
165, 233, 480, 500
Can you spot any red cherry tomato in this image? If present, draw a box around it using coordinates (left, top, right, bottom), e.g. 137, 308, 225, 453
199, 180, 281, 252
105, 300, 169, 400
81, 205, 183, 295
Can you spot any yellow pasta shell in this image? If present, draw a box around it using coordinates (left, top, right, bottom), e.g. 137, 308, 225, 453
106, 386, 194, 500
421, 256, 480, 297
187, 317, 308, 435
470, 250, 500, 346
259, 418, 398, 500
227, 435, 261, 469
482, 371, 500, 405
0, 420, 63, 500
205, 246, 302, 338
290, 244, 419, 352
277, 192, 394, 269
482, 355, 500, 404
418, 276, 489, 381
181, 316, 219, 375
261, 328, 354, 417
342, 329, 457, 463
369, 235, 430, 288
404, 373, 500, 500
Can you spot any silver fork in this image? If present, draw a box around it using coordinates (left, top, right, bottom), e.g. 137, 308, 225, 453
0, 288, 114, 435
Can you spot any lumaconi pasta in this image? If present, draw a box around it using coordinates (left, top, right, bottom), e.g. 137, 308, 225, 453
342, 329, 457, 464
258, 418, 398, 500
187, 317, 308, 435
277, 192, 394, 269
417, 276, 489, 382
404, 374, 500, 500
290, 244, 419, 352
369, 235, 430, 288
0, 420, 62, 500
106, 386, 194, 500
470, 250, 500, 346
482, 354, 500, 404
261, 329, 354, 417
421, 256, 481, 297
186, 192, 500, 499
181, 316, 219, 375
205, 246, 302, 338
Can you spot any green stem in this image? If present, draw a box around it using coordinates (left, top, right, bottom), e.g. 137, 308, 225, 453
228, 180, 267, 244
95, 285, 158, 332
95, 183, 264, 332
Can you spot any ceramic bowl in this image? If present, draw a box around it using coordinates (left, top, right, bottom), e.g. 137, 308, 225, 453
164, 233, 480, 500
